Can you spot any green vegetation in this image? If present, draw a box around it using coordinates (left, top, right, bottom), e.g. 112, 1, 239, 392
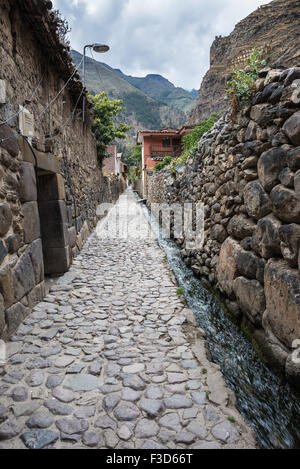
202, 368, 207, 375
154, 113, 222, 174
227, 416, 236, 423
176, 287, 184, 296
91, 92, 131, 161
226, 48, 266, 110
154, 155, 173, 173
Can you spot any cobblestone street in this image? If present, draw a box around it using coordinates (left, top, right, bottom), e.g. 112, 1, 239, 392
0, 190, 255, 449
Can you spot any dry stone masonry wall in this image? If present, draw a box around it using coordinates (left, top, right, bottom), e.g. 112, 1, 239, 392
0, 0, 125, 339
147, 67, 300, 388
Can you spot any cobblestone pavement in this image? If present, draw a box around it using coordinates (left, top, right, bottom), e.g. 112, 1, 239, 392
0, 190, 255, 449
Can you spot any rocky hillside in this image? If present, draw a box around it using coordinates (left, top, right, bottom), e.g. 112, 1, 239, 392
71, 50, 190, 145
114, 71, 196, 114
188, 0, 300, 124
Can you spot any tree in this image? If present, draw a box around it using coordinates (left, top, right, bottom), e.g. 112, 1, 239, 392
91, 92, 131, 162
122, 144, 142, 168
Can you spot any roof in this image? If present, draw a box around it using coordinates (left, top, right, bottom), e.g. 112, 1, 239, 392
137, 125, 197, 143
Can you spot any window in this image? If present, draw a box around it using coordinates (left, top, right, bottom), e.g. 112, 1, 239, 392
162, 138, 171, 147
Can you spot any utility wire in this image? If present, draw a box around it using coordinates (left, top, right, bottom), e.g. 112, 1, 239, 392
35, 56, 84, 121
0, 73, 45, 127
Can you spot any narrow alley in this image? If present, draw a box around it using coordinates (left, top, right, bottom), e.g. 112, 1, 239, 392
0, 190, 255, 449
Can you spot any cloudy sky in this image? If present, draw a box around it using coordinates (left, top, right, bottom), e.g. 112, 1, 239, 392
52, 0, 270, 90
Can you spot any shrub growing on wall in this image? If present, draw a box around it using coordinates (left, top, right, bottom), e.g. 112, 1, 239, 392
226, 48, 266, 117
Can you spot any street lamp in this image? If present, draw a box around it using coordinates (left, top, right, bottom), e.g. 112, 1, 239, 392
82, 43, 110, 122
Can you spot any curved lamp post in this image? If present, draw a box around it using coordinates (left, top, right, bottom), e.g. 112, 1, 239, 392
82, 43, 110, 122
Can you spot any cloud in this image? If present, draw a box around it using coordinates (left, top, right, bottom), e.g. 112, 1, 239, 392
52, 0, 271, 89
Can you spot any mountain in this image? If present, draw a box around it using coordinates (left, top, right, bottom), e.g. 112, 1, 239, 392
113, 70, 196, 114
70, 50, 190, 146
188, 0, 300, 124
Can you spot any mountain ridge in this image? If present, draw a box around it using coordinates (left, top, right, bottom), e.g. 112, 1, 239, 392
70, 50, 195, 146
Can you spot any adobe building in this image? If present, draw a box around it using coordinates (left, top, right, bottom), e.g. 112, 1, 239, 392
0, 0, 124, 339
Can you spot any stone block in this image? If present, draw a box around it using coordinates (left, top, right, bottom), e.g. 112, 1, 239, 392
216, 237, 242, 296
286, 147, 300, 171
243, 180, 272, 220
227, 214, 256, 240
270, 185, 300, 223
0, 240, 8, 266
29, 238, 44, 284
19, 162, 37, 202
13, 252, 36, 301
0, 124, 19, 157
252, 214, 281, 259
0, 294, 5, 337
27, 282, 46, 309
68, 227, 76, 248
0, 80, 6, 104
0, 264, 14, 308
257, 147, 286, 192
0, 203, 12, 236
236, 249, 265, 283
38, 174, 66, 202
43, 246, 70, 275
5, 302, 30, 336
6, 235, 20, 254
264, 259, 300, 349
278, 224, 300, 268
233, 276, 265, 326
282, 111, 300, 146
21, 202, 41, 243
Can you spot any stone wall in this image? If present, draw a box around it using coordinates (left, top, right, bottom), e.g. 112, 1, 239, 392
188, 0, 300, 124
0, 0, 125, 338
147, 67, 300, 387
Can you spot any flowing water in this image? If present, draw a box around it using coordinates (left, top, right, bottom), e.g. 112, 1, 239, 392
139, 196, 300, 449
